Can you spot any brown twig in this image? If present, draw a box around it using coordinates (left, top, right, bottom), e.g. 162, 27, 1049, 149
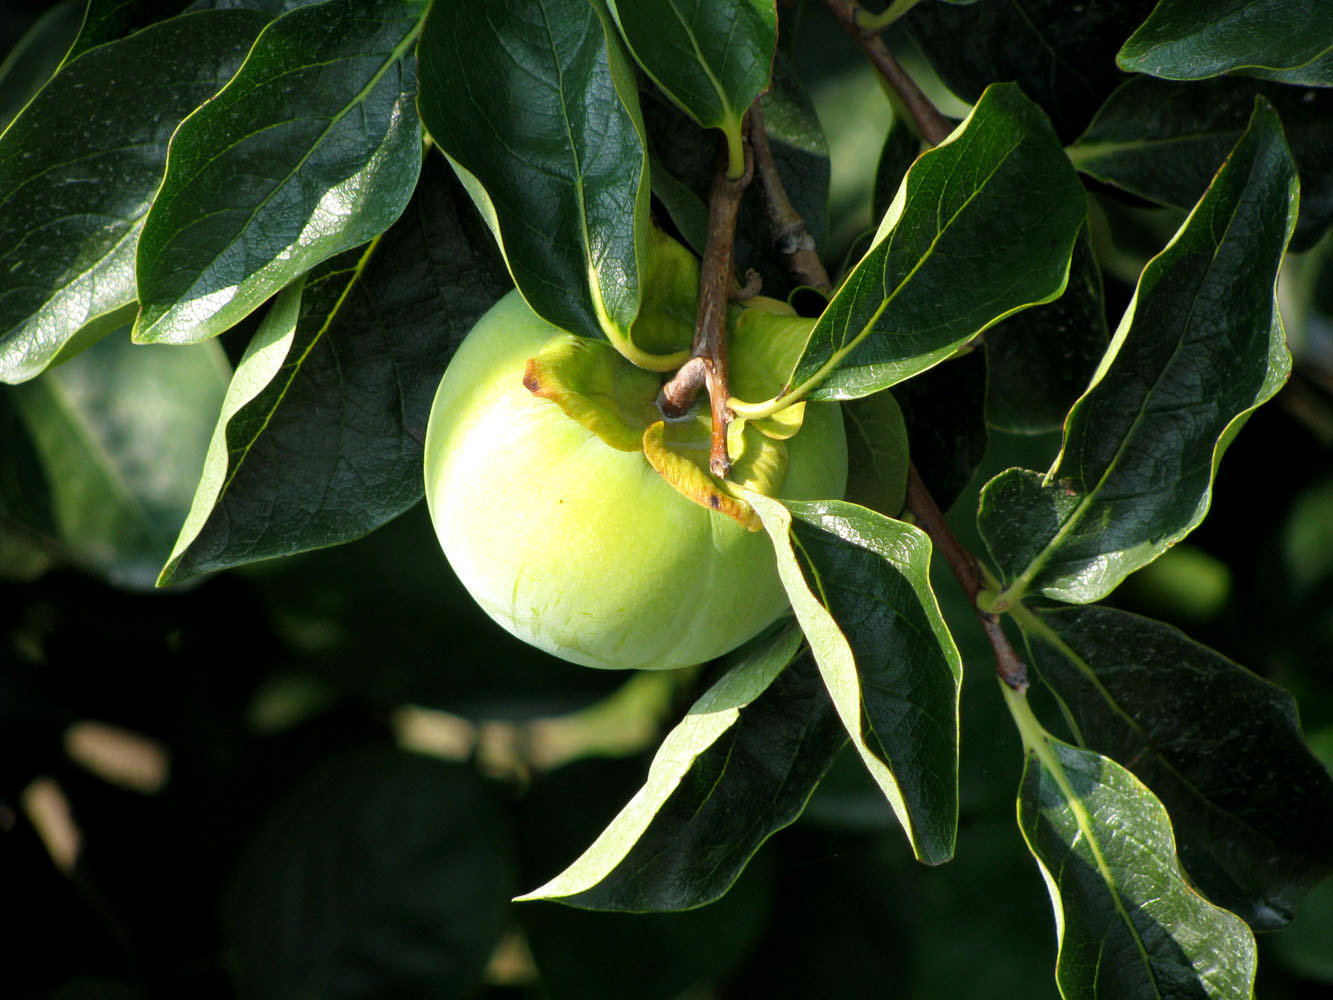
904, 464, 1029, 691
822, 0, 954, 146
749, 103, 832, 294
658, 128, 755, 478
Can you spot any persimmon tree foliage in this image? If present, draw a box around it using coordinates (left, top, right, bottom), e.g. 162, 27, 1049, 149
3, 0, 1333, 998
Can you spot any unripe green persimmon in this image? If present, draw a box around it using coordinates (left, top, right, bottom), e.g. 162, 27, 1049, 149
425, 291, 847, 670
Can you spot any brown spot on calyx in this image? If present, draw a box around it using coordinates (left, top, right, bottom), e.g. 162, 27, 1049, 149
521, 358, 544, 397
708, 494, 721, 509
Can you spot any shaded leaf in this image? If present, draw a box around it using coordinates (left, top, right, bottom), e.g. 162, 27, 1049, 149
159, 156, 509, 583
842, 390, 910, 517
748, 494, 961, 865
749, 84, 1083, 410
6, 330, 228, 589
609, 0, 776, 177
1011, 713, 1258, 1000
417, 0, 652, 356
1070, 75, 1333, 251
872, 112, 920, 223
0, 9, 270, 383
892, 348, 988, 513
134, 0, 425, 344
978, 101, 1297, 604
1118, 0, 1333, 82
904, 0, 1157, 143
226, 744, 516, 1000
518, 625, 845, 910
985, 224, 1110, 434
0, 0, 82, 130
1018, 604, 1333, 930
1242, 49, 1333, 88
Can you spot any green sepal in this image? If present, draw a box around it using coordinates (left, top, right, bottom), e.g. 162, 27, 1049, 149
523, 335, 661, 452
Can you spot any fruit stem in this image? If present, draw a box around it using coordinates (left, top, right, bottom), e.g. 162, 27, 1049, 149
903, 464, 1028, 692
822, 0, 954, 146
659, 123, 755, 478
749, 102, 832, 295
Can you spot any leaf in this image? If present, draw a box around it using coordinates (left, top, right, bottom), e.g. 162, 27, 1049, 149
1011, 713, 1258, 1000
841, 390, 910, 517
417, 0, 653, 357
1242, 48, 1333, 87
225, 745, 516, 1000
133, 0, 426, 345
158, 155, 510, 584
893, 348, 988, 513
6, 329, 228, 589
517, 625, 845, 910
1118, 0, 1333, 82
747, 84, 1083, 411
609, 0, 777, 178
748, 494, 962, 865
1017, 604, 1333, 930
1069, 75, 1333, 251
0, 8, 271, 384
904, 0, 1158, 143
978, 100, 1298, 605
872, 112, 920, 223
985, 224, 1110, 434
0, 0, 82, 131
62, 0, 191, 62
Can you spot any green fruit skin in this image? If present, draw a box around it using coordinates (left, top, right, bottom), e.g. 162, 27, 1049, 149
425, 291, 848, 670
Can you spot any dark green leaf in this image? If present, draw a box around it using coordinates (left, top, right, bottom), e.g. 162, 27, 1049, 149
1017, 604, 1333, 930
1118, 0, 1333, 82
6, 330, 227, 589
518, 626, 845, 909
744, 84, 1083, 411
133, 0, 425, 345
0, 0, 82, 130
904, 0, 1157, 142
985, 224, 1110, 434
609, 0, 776, 178
749, 494, 962, 865
842, 390, 910, 517
0, 9, 270, 383
417, 0, 652, 357
872, 112, 920, 223
1011, 716, 1257, 999
63, 0, 191, 61
978, 101, 1298, 604
893, 348, 988, 513
158, 156, 509, 584
1242, 48, 1333, 87
1070, 76, 1333, 251
225, 745, 515, 1000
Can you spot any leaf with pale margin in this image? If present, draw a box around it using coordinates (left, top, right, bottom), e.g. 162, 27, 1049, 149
1118, 0, 1333, 82
748, 493, 961, 865
417, 0, 648, 347
133, 0, 425, 345
1018, 604, 1333, 931
985, 224, 1109, 434
62, 0, 321, 62
761, 84, 1083, 410
518, 625, 845, 910
978, 101, 1297, 604
1069, 76, 1333, 252
0, 9, 270, 383
609, 0, 776, 176
0, 0, 81, 131
1015, 730, 1257, 999
158, 157, 510, 584
6, 330, 228, 589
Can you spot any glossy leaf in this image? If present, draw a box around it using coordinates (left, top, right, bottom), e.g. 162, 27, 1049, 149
1018, 604, 1333, 931
904, 0, 1157, 142
134, 0, 425, 344
609, 0, 776, 178
872, 113, 920, 223
62, 0, 191, 61
518, 626, 845, 910
0, 0, 82, 130
1118, 0, 1333, 82
1010, 708, 1258, 1000
226, 745, 515, 1000
748, 494, 962, 865
159, 156, 510, 584
6, 330, 228, 589
1070, 76, 1333, 251
417, 0, 651, 355
985, 225, 1110, 434
1242, 49, 1333, 87
979, 101, 1298, 604
748, 84, 1083, 410
0, 9, 270, 384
